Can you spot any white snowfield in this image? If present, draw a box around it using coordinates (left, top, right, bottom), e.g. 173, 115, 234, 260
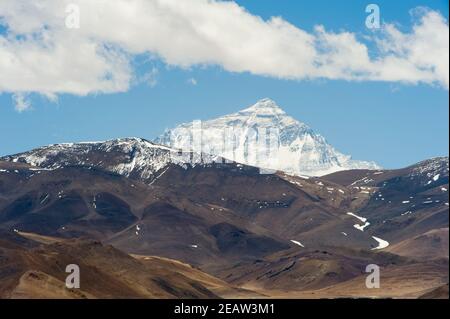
371, 236, 390, 250
353, 222, 370, 232
157, 98, 380, 177
346, 212, 367, 223
290, 240, 305, 247
344, 209, 389, 249
346, 212, 371, 232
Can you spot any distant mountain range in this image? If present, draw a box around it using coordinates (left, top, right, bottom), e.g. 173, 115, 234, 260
1, 98, 383, 178
157, 98, 380, 176
0, 134, 448, 298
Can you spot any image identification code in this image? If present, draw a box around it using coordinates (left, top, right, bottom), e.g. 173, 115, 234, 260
174, 303, 275, 316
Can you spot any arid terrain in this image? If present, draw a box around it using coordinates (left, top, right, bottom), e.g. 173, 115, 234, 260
0, 140, 448, 299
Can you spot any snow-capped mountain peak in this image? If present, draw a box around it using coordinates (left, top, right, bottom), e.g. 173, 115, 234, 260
0, 137, 231, 183
1, 138, 179, 183
239, 98, 286, 115
409, 157, 449, 186
157, 98, 381, 176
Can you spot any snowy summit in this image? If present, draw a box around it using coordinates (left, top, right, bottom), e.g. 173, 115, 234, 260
157, 98, 380, 176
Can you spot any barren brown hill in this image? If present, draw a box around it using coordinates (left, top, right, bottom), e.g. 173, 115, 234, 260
0, 232, 244, 299
386, 228, 449, 260
419, 283, 449, 299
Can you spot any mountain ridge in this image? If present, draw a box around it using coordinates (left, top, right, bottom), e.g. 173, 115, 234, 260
156, 98, 381, 176
0, 150, 448, 298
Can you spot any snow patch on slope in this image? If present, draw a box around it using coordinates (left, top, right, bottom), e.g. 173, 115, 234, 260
290, 240, 305, 247
371, 236, 389, 250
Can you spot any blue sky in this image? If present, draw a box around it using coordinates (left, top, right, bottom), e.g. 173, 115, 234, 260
0, 0, 448, 169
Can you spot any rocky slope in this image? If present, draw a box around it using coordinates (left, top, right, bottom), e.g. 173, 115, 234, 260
0, 146, 447, 298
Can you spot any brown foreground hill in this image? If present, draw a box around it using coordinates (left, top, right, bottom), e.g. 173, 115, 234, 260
0, 231, 256, 299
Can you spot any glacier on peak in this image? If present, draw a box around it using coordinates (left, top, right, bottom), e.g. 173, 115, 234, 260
156, 98, 381, 176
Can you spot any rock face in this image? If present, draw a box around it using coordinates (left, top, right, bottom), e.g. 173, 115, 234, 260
157, 98, 380, 176
0, 137, 227, 184
0, 138, 175, 183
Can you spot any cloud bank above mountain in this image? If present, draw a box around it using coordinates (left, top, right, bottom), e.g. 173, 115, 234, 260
0, 0, 448, 111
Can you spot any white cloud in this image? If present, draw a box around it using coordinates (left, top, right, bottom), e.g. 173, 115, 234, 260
187, 78, 198, 86
0, 0, 448, 110
375, 9, 449, 88
12, 93, 31, 112
139, 67, 159, 88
